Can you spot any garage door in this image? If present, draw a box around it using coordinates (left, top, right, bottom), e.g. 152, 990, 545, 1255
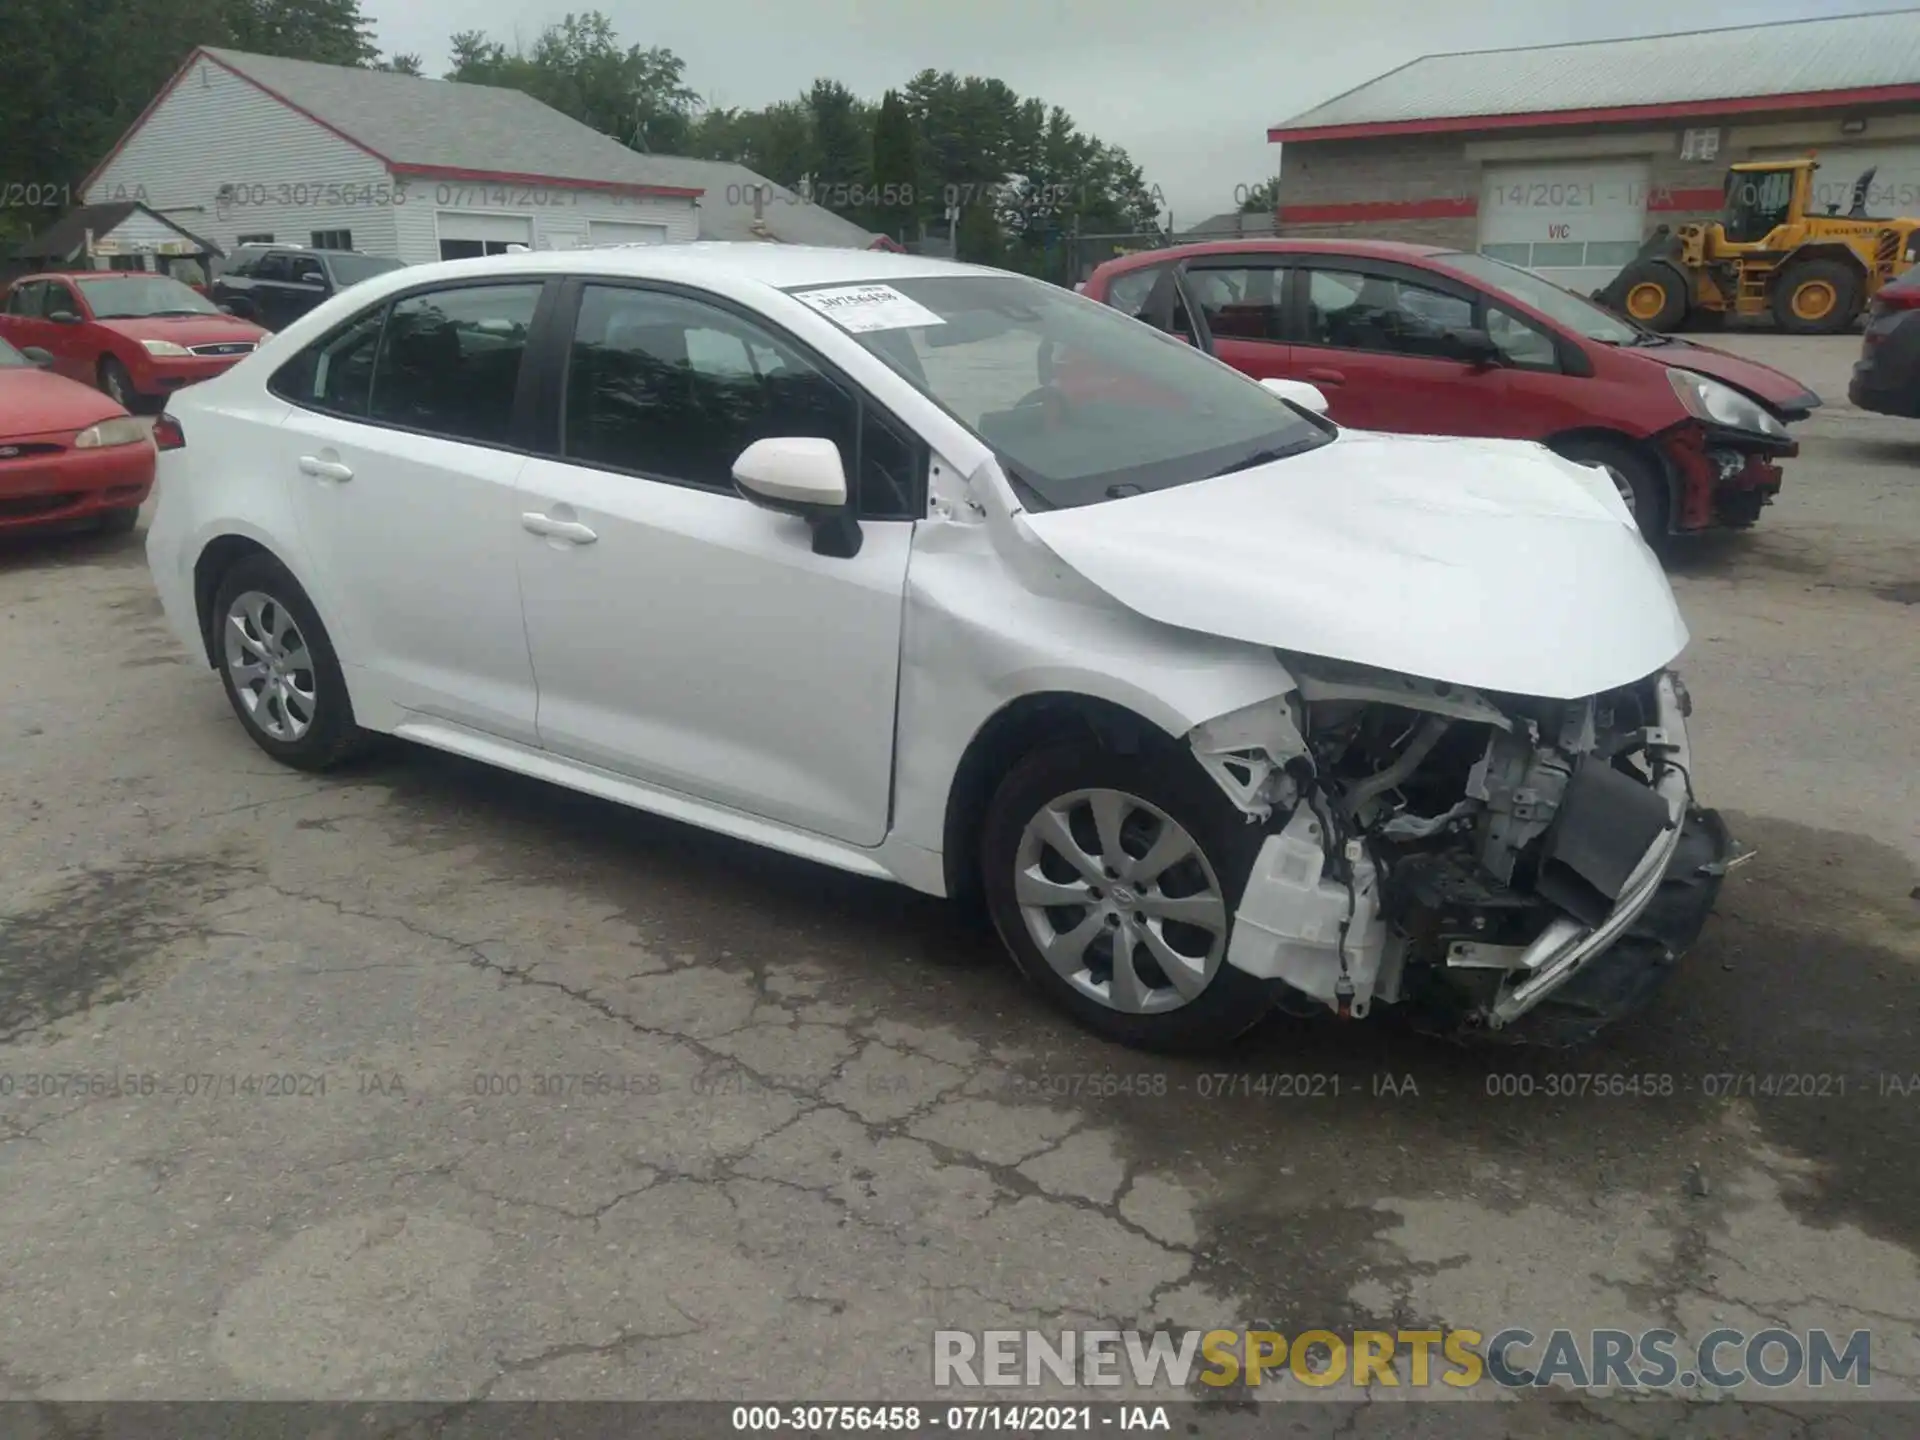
1478, 160, 1650, 294
436, 212, 533, 261
587, 219, 670, 247
1757, 145, 1920, 221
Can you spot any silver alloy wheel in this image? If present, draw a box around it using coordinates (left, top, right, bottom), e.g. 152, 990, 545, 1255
1013, 787, 1229, 1015
223, 590, 317, 742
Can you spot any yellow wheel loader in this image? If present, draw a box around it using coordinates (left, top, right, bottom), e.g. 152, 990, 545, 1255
1594, 157, 1920, 335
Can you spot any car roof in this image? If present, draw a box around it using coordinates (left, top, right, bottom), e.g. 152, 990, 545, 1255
1098, 237, 1450, 274
327, 242, 1003, 296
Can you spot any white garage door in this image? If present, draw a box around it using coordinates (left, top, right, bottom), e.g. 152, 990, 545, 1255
588, 219, 670, 247
436, 212, 533, 260
1758, 145, 1920, 220
1479, 160, 1650, 294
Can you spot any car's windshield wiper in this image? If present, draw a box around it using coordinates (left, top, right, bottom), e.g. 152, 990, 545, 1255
1205, 434, 1327, 478
146, 309, 209, 317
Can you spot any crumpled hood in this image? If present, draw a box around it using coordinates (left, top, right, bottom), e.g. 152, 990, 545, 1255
1017, 430, 1690, 700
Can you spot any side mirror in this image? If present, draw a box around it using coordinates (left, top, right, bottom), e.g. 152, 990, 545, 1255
732, 436, 861, 558
19, 346, 53, 368
1259, 376, 1329, 414
47, 310, 80, 325
1441, 326, 1502, 368
217, 304, 235, 315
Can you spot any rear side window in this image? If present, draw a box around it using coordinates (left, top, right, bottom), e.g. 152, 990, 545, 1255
272, 306, 386, 416
1184, 266, 1284, 342
368, 283, 541, 445
5, 283, 44, 317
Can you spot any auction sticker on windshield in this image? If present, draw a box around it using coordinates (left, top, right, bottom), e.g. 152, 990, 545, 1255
792, 284, 945, 333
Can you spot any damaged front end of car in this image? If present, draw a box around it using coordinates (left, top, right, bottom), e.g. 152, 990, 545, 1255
1189, 654, 1739, 1046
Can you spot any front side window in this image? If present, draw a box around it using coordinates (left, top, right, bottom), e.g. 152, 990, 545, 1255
271, 306, 386, 416
368, 283, 542, 444
1725, 169, 1794, 244
562, 285, 858, 496
794, 272, 1329, 511
290, 255, 327, 286
1304, 269, 1473, 358
74, 275, 216, 318
1183, 265, 1284, 342
1485, 305, 1560, 370
255, 253, 293, 283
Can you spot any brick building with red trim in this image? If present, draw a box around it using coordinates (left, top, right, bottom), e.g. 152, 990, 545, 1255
1268, 9, 1920, 294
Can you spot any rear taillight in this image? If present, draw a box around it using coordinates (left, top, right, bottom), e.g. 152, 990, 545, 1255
1880, 287, 1920, 311
153, 414, 185, 451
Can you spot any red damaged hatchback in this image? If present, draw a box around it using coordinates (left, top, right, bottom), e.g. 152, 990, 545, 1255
1083, 240, 1819, 544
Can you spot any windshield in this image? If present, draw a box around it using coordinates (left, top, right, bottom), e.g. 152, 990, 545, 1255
74, 275, 218, 319
1434, 251, 1640, 343
326, 253, 403, 287
790, 273, 1331, 509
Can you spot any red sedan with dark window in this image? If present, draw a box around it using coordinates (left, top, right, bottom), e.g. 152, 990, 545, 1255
0, 271, 267, 412
1083, 239, 1820, 544
0, 336, 155, 534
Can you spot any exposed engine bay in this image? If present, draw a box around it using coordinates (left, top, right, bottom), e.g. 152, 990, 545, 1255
1193, 654, 1735, 1044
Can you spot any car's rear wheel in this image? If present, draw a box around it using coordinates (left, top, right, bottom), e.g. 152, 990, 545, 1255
980, 742, 1276, 1052
211, 553, 372, 771
98, 356, 138, 412
1550, 436, 1669, 548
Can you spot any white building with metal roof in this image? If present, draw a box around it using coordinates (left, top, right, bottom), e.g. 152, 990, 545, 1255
1266, 8, 1920, 294
78, 47, 893, 271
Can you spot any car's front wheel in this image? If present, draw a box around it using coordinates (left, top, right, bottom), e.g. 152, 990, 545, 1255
98, 356, 138, 412
210, 553, 372, 771
980, 742, 1276, 1052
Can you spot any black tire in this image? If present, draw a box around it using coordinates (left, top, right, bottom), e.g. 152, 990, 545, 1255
1549, 435, 1670, 548
98, 356, 140, 412
1614, 260, 1690, 332
209, 553, 373, 771
1771, 258, 1862, 335
97, 505, 140, 534
980, 741, 1278, 1053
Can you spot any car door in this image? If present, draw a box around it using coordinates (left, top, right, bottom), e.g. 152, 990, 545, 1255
287, 255, 333, 324
251, 252, 297, 330
269, 278, 549, 743
1285, 261, 1503, 433
38, 280, 91, 382
1176, 258, 1294, 381
0, 281, 48, 360
512, 280, 918, 846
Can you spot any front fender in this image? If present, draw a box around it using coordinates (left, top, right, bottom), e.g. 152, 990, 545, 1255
890, 517, 1296, 872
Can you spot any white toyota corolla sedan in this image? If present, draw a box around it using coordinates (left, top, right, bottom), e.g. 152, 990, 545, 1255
146, 244, 1733, 1052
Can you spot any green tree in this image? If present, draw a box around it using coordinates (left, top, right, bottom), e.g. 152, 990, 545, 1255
376, 52, 423, 75
867, 89, 918, 243
227, 0, 377, 67
1239, 176, 1279, 214
805, 79, 869, 206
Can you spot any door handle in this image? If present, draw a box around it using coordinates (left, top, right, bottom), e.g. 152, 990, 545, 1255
298, 455, 353, 482
1304, 368, 1345, 384
521, 512, 598, 545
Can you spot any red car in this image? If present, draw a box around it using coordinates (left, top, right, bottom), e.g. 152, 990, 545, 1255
0, 335, 155, 534
1083, 239, 1820, 543
0, 271, 267, 412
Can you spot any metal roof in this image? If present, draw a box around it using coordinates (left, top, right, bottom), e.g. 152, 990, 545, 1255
178, 49, 881, 247
1272, 8, 1920, 139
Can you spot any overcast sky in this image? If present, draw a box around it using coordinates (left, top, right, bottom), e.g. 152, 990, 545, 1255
360, 0, 1916, 223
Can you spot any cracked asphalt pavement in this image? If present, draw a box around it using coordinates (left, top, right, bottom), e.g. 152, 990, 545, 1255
1, 336, 1916, 1429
